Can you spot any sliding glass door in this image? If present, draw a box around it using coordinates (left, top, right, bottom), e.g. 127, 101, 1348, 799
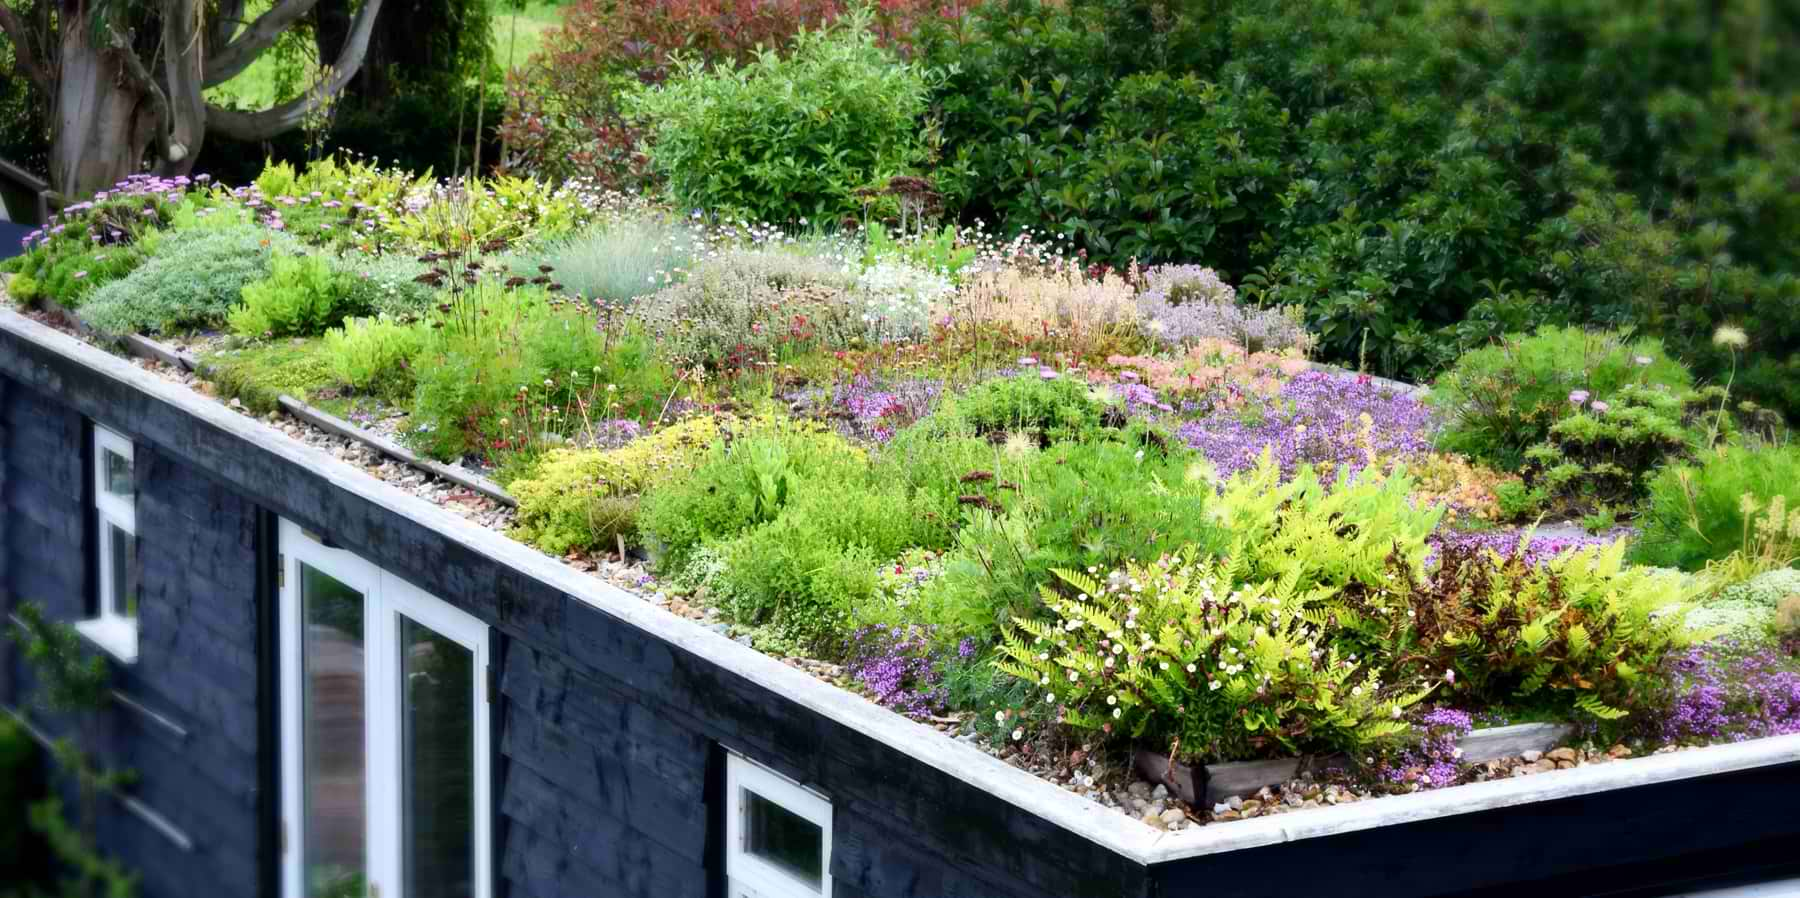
279, 520, 491, 898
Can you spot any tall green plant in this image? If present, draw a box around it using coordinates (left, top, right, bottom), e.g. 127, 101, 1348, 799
625, 11, 932, 224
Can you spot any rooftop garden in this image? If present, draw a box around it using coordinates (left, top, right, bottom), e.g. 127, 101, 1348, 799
5, 4, 1800, 834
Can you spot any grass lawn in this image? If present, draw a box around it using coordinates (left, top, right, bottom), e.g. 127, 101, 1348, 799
206, 0, 569, 108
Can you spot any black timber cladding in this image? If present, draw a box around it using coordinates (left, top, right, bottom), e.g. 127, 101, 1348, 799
2, 316, 1800, 898
0, 321, 1141, 898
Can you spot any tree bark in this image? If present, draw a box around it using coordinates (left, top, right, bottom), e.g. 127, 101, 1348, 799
161, 0, 208, 175
51, 13, 159, 197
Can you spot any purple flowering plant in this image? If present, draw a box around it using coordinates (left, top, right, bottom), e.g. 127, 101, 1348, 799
1370, 707, 1474, 790
844, 623, 950, 720
1649, 641, 1800, 744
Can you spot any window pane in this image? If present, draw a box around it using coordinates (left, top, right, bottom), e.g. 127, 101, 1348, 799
103, 449, 132, 497
400, 615, 476, 898
301, 565, 366, 898
744, 789, 823, 889
109, 524, 136, 619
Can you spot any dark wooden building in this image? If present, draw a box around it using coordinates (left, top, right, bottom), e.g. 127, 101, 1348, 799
1, 309, 1798, 898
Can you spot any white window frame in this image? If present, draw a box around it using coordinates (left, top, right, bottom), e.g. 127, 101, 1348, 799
76, 424, 137, 663
278, 518, 492, 898
726, 753, 833, 898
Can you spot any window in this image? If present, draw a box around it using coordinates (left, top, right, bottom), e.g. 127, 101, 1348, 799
277, 519, 491, 898
726, 754, 832, 898
76, 425, 137, 663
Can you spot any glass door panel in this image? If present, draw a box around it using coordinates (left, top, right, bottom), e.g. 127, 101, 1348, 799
398, 615, 476, 898
301, 564, 368, 898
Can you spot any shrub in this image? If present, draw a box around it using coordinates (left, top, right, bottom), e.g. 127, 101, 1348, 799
1135, 264, 1311, 353
1632, 443, 1800, 571
1520, 383, 1699, 515
228, 252, 347, 338
1429, 326, 1692, 471
509, 418, 722, 555
995, 555, 1421, 763
318, 317, 425, 400
79, 225, 299, 335
1404, 539, 1703, 721
624, 13, 932, 225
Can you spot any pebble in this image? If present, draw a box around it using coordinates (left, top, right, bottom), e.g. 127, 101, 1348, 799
1521, 750, 1543, 763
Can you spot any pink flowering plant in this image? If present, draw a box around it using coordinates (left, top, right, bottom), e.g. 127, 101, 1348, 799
995, 552, 1427, 763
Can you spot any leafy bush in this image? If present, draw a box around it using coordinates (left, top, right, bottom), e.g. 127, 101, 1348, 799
996, 555, 1421, 763
228, 253, 347, 338
1632, 443, 1800, 571
917, 0, 1800, 406
504, 0, 945, 187
79, 225, 299, 335
509, 418, 721, 555
1429, 326, 1692, 471
1404, 539, 1703, 721
1520, 383, 1700, 515
624, 13, 932, 224
319, 317, 425, 400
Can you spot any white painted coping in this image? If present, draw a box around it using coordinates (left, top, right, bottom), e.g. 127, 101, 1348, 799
7, 308, 1800, 868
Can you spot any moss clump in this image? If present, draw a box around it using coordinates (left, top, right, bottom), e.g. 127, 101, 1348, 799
1714, 568, 1800, 610
1685, 600, 1776, 646
509, 417, 721, 555
201, 339, 337, 414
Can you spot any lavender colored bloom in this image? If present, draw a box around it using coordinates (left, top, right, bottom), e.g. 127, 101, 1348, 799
844, 624, 949, 720
788, 375, 942, 444
1176, 371, 1435, 481
1136, 264, 1310, 353
1655, 642, 1800, 744
1428, 527, 1634, 569
1378, 708, 1474, 789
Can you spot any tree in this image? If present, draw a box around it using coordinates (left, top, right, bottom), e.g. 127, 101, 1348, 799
0, 0, 388, 199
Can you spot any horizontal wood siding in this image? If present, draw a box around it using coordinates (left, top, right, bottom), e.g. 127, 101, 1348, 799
0, 333, 1147, 898
0, 381, 264, 898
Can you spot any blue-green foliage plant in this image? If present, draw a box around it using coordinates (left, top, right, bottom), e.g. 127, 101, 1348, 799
79, 224, 300, 335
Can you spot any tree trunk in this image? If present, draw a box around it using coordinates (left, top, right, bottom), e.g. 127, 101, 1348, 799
51, 20, 158, 198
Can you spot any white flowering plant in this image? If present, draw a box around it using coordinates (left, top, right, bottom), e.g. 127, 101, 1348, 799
994, 550, 1427, 763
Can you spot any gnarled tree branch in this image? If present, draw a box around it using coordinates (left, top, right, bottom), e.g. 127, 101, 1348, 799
203, 0, 324, 88
207, 0, 249, 63
205, 0, 386, 141
0, 4, 51, 91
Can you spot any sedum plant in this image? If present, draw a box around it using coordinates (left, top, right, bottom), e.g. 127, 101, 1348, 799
996, 554, 1424, 762
509, 418, 722, 555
